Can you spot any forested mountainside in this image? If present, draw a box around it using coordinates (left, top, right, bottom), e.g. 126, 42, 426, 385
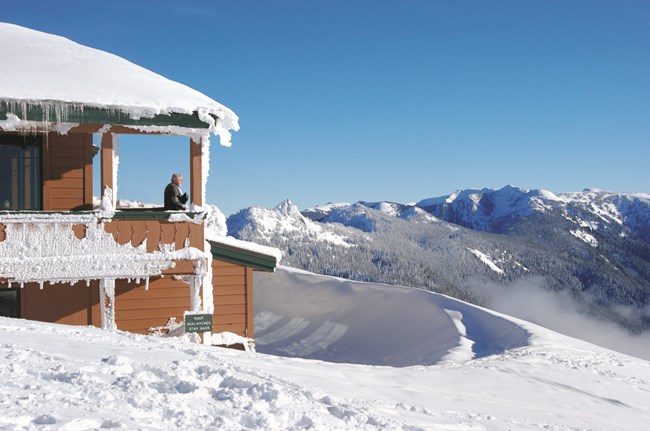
227, 186, 650, 333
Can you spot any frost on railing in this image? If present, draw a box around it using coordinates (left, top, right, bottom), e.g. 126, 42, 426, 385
0, 212, 207, 288
0, 210, 212, 332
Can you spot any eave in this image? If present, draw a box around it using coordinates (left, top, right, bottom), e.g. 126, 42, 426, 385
209, 240, 278, 273
0, 99, 214, 130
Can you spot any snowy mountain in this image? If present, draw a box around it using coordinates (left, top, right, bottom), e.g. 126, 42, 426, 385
415, 186, 650, 241
227, 186, 650, 350
2, 266, 650, 430
228, 199, 351, 247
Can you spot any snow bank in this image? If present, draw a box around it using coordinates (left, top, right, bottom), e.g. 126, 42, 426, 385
2, 267, 650, 430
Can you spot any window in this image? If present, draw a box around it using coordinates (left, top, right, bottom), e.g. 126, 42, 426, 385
0, 289, 20, 318
0, 134, 41, 210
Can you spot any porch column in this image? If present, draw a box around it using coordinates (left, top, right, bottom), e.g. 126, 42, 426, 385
190, 137, 203, 207
189, 275, 202, 312
100, 132, 117, 208
99, 278, 116, 330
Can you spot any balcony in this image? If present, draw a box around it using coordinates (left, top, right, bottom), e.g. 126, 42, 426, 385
0, 210, 206, 287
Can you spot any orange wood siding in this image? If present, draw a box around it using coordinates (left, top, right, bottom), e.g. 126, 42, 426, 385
1, 277, 194, 334
114, 277, 190, 334
102, 218, 205, 252
3, 280, 100, 326
212, 259, 253, 337
42, 133, 93, 211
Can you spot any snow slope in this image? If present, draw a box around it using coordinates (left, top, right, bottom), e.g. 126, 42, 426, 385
254, 267, 527, 366
2, 267, 650, 430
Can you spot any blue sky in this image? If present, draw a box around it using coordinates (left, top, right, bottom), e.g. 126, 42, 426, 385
4, 1, 650, 215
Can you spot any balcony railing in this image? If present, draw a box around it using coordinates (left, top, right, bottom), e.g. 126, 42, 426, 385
0, 210, 206, 286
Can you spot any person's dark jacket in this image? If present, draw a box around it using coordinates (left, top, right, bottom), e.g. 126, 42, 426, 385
164, 183, 189, 210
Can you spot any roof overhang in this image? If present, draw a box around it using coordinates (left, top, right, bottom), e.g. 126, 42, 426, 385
0, 100, 214, 131
0, 23, 239, 143
209, 239, 279, 273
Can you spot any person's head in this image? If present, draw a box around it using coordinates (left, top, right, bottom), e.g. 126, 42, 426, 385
171, 173, 183, 186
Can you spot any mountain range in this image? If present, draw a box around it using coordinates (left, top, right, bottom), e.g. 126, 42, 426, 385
226, 186, 650, 335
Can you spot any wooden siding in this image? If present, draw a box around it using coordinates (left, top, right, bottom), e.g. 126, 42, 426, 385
1, 280, 101, 326
0, 276, 196, 334
42, 132, 94, 211
102, 218, 204, 252
114, 277, 190, 334
1, 258, 258, 341
212, 259, 253, 338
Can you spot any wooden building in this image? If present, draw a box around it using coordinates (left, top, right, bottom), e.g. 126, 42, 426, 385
0, 23, 279, 347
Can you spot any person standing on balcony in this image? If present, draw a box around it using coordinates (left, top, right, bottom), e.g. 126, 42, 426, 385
164, 173, 189, 210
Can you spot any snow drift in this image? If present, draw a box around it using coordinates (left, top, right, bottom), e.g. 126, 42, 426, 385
254, 266, 529, 367
1, 266, 650, 430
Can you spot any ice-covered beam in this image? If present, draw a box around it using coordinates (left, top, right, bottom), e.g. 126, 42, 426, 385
99, 278, 116, 330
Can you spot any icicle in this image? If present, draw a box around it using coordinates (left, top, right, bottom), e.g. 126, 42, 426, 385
145, 276, 150, 291
38, 280, 44, 290
86, 279, 90, 287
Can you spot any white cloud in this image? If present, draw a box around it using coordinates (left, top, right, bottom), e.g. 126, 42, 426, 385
466, 276, 650, 360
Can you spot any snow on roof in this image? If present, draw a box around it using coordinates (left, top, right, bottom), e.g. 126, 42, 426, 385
0, 23, 239, 144
207, 233, 282, 266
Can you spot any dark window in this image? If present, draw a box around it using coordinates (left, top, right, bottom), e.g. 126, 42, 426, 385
0, 134, 42, 210
0, 289, 20, 318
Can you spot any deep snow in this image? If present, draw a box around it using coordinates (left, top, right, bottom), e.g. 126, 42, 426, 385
2, 266, 650, 430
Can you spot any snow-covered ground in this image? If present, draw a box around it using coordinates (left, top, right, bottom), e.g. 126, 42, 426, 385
2, 267, 650, 430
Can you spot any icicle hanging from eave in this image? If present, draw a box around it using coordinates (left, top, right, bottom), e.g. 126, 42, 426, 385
0, 100, 85, 136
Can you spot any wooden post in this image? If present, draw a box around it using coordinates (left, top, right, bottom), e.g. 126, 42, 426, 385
41, 134, 51, 210
190, 275, 202, 312
188, 274, 211, 345
245, 266, 254, 340
201, 255, 213, 346
99, 279, 116, 330
83, 133, 94, 209
190, 137, 203, 207
100, 132, 116, 208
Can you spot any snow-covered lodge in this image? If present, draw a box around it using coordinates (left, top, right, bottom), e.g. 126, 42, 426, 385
0, 23, 279, 347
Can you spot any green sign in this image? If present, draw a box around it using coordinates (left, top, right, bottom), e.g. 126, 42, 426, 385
184, 313, 213, 333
